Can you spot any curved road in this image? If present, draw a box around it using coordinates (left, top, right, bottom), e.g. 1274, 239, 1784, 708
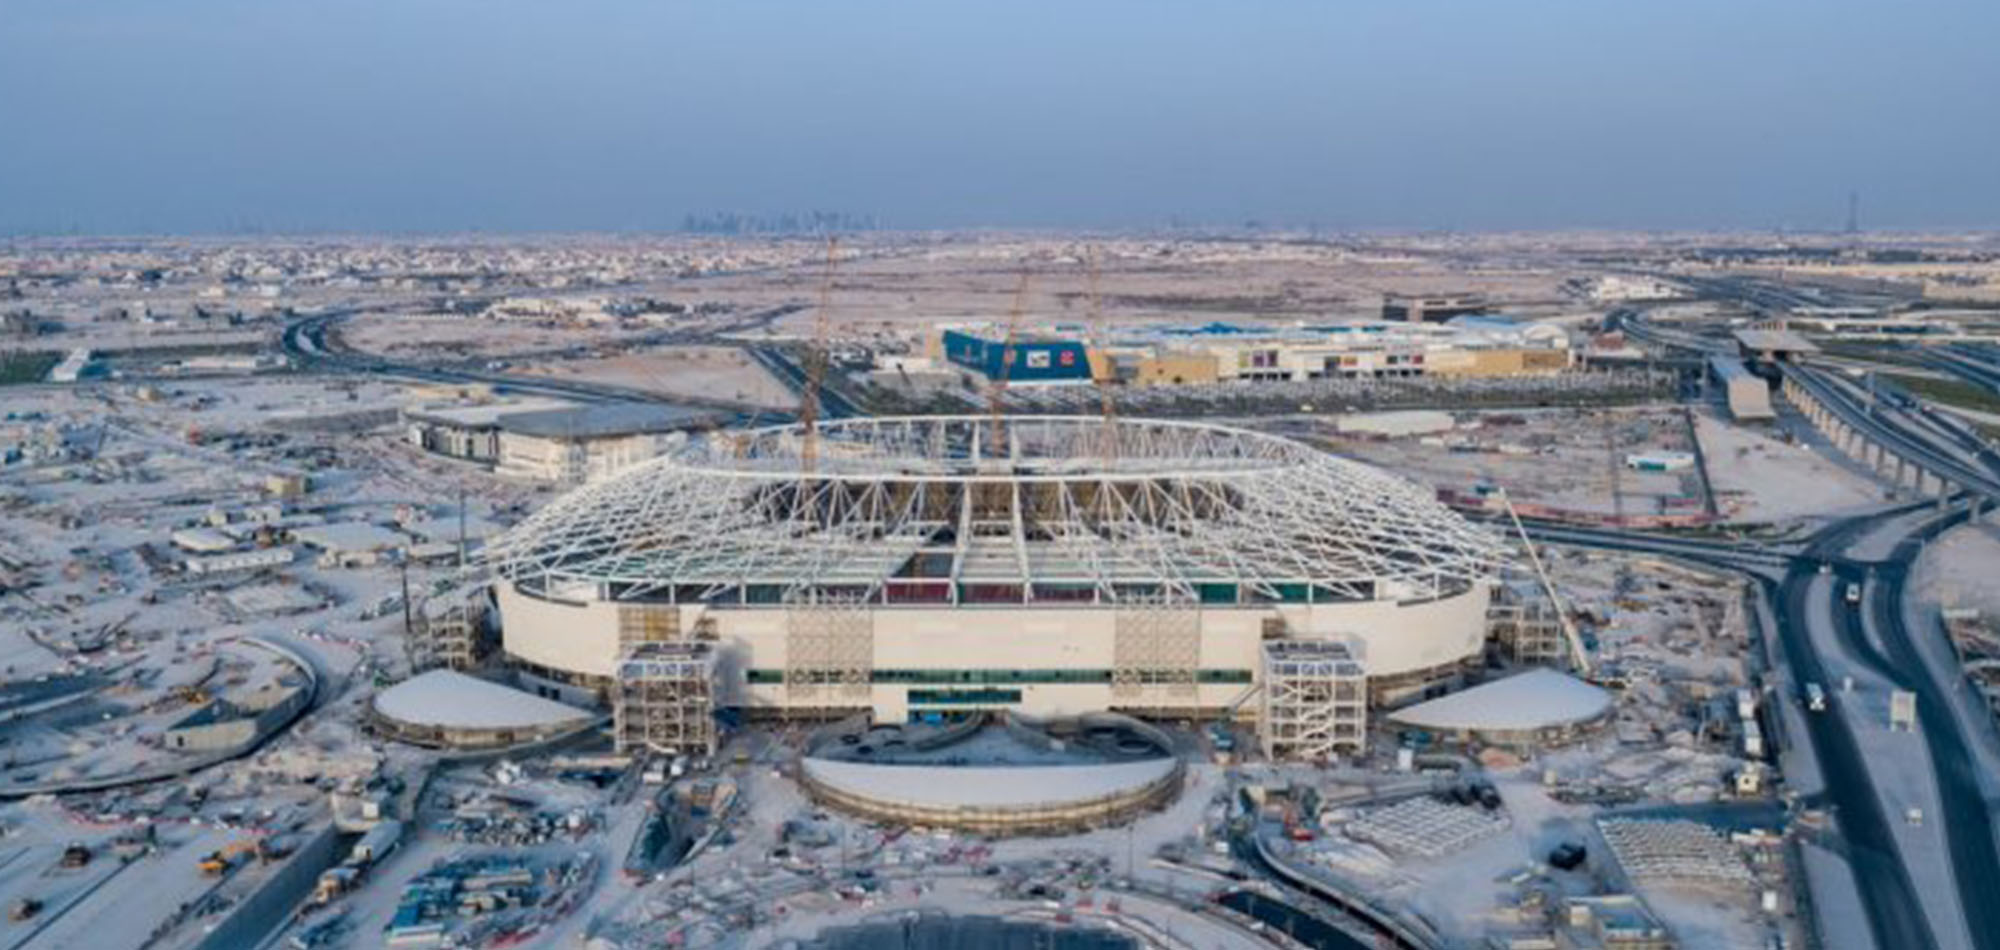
1518, 506, 1997, 950
281, 308, 791, 418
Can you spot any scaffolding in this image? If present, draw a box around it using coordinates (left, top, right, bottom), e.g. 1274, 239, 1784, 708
1112, 591, 1201, 704
1488, 584, 1569, 669
409, 591, 492, 673
618, 604, 681, 648
1260, 640, 1367, 762
783, 590, 874, 712
614, 642, 718, 757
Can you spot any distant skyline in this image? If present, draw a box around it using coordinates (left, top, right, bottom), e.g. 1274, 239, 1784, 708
2, 0, 1997, 234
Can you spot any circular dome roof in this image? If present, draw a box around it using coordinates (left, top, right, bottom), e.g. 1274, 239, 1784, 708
482, 416, 1501, 604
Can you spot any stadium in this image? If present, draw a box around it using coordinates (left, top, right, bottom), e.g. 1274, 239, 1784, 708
480, 415, 1504, 746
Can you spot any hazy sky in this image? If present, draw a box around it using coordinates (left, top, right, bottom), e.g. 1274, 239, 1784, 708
2, 0, 1996, 233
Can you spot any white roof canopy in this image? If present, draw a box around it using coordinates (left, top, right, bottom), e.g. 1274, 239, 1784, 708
1388, 669, 1611, 733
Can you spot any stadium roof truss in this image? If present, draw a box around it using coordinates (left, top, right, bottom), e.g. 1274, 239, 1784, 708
481, 416, 1504, 606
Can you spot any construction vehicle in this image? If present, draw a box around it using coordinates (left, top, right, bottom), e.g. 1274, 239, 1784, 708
347, 819, 403, 867
312, 866, 359, 906
198, 840, 258, 876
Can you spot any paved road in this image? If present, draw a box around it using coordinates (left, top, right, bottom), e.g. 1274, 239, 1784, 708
1518, 517, 1931, 950
1787, 364, 2000, 502
281, 308, 790, 418
1853, 507, 2000, 949
1609, 274, 2000, 948
1522, 507, 1999, 950
746, 345, 863, 419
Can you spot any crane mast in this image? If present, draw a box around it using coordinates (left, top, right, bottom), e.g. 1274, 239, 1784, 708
985, 272, 1030, 463
1495, 486, 1594, 678
1084, 247, 1117, 458
798, 237, 838, 473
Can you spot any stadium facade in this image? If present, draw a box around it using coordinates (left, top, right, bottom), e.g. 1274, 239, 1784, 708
481, 416, 1504, 726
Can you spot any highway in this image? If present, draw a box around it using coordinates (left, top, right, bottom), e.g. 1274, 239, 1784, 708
1785, 362, 2000, 503
1606, 306, 1732, 355
1929, 343, 2000, 401
1600, 287, 2000, 947
281, 309, 788, 418
1852, 505, 2000, 949
1473, 515, 1794, 575
745, 345, 863, 419
1515, 514, 1911, 948
1516, 507, 2000, 950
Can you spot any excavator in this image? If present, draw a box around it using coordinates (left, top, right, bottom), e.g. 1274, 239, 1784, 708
197, 840, 259, 876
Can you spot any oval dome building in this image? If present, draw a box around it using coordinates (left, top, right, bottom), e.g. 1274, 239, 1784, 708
480, 416, 1504, 732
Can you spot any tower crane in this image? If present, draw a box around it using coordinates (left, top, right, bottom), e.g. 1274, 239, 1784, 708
1494, 486, 1594, 679
985, 272, 1031, 464
1083, 246, 1118, 459
798, 237, 839, 473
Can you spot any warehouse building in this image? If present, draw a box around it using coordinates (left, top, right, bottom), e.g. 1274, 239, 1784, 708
1382, 294, 1490, 323
1709, 356, 1774, 421
1127, 319, 1573, 386
402, 397, 577, 464
406, 399, 718, 484
295, 522, 407, 568
933, 328, 1099, 384
494, 403, 720, 486
184, 547, 296, 577
929, 318, 1574, 390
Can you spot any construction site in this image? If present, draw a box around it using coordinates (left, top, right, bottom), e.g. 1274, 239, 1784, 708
3, 231, 1994, 950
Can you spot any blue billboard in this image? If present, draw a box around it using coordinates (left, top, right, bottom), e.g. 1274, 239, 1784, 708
941, 329, 1093, 382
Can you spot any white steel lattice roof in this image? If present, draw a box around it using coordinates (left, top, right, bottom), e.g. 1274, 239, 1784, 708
481, 416, 1503, 604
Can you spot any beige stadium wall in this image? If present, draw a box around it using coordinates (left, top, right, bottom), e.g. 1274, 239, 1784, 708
497, 582, 625, 678
1279, 583, 1490, 675
498, 580, 1489, 716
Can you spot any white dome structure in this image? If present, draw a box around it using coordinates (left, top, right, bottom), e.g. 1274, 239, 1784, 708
487, 415, 1498, 601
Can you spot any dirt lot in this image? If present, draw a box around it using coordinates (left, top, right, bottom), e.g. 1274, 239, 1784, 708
682, 238, 1584, 343
518, 345, 795, 409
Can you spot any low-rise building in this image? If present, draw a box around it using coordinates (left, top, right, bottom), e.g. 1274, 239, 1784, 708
1129, 319, 1572, 386
184, 547, 296, 577
1383, 293, 1490, 323
406, 399, 717, 482
1560, 894, 1675, 949
1709, 356, 1774, 421
47, 348, 95, 383
164, 680, 311, 753
402, 397, 576, 464
295, 522, 406, 568
170, 527, 237, 554
494, 404, 719, 486
1624, 451, 1695, 472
